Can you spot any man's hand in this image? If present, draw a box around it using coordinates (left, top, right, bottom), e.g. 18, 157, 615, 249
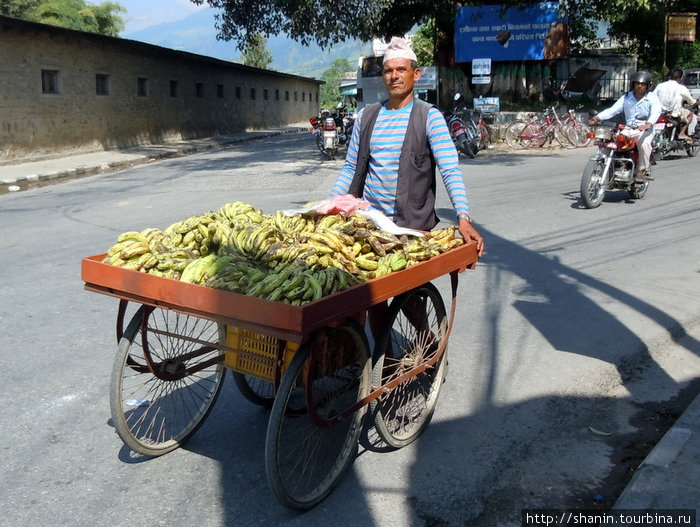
587, 117, 598, 126
459, 218, 484, 258
639, 123, 652, 131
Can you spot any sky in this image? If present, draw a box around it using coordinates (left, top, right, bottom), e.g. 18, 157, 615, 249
117, 0, 208, 33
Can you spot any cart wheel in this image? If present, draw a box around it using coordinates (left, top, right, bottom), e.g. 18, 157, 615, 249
370, 283, 447, 449
110, 306, 226, 456
232, 372, 274, 407
265, 319, 371, 510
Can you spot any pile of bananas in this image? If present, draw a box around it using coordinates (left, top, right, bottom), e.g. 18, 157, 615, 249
102, 200, 463, 304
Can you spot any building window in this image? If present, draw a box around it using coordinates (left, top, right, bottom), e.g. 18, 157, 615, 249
263, 88, 268, 100
285, 90, 289, 101
316, 93, 319, 102
250, 87, 256, 100
170, 80, 178, 97
302, 92, 306, 102
196, 82, 204, 98
217, 84, 224, 98
96, 74, 109, 95
275, 88, 280, 101
294, 91, 298, 102
137, 77, 148, 97
41, 69, 59, 94
235, 86, 241, 99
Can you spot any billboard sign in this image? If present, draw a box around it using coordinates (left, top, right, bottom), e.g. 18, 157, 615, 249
667, 13, 696, 41
455, 2, 568, 62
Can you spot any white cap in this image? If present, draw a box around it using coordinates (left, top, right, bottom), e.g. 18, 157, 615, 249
382, 37, 417, 63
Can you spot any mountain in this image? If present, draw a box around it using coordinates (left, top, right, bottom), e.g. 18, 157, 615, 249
122, 9, 372, 79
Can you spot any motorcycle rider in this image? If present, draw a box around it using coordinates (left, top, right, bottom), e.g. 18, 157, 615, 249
588, 71, 661, 182
653, 68, 699, 141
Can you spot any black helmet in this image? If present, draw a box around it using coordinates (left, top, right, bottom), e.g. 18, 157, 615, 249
630, 70, 653, 89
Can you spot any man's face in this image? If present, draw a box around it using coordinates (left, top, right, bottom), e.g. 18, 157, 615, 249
382, 58, 420, 99
633, 81, 648, 97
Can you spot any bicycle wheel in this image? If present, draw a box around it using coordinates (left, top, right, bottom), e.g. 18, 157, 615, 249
505, 121, 541, 149
565, 121, 592, 147
504, 120, 529, 149
110, 306, 226, 456
553, 123, 573, 148
232, 371, 275, 407
478, 122, 492, 151
371, 283, 448, 449
265, 319, 371, 510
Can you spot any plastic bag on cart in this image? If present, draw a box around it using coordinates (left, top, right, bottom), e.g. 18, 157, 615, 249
283, 194, 424, 237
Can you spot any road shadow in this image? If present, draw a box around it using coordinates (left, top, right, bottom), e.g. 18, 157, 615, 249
173, 225, 698, 525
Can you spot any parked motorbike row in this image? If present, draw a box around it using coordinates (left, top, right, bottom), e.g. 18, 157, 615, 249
580, 105, 699, 209
309, 108, 354, 160
443, 93, 492, 158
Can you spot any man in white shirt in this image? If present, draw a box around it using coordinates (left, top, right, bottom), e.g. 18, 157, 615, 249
654, 68, 699, 141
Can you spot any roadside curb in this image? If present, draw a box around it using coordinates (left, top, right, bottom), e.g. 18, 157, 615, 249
612, 392, 700, 511
0, 126, 308, 192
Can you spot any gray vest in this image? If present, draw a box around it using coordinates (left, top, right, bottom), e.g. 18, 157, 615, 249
348, 99, 439, 231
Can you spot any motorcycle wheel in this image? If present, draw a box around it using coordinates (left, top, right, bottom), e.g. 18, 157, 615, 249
630, 180, 649, 199
686, 139, 699, 157
580, 159, 606, 209
460, 139, 476, 158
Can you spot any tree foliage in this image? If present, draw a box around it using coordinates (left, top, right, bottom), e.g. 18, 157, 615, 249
192, 0, 699, 74
2, 0, 126, 36
320, 58, 353, 108
241, 33, 273, 69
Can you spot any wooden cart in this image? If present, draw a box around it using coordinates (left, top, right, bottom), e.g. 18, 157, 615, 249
82, 241, 478, 510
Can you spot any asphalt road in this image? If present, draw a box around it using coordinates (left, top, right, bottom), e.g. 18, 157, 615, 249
1, 134, 699, 527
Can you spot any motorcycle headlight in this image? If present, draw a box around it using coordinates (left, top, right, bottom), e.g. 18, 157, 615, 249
594, 127, 610, 140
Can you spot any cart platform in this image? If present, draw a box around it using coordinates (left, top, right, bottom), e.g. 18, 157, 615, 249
82, 241, 478, 342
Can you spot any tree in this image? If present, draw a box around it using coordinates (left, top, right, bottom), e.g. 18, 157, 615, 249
2, 0, 126, 37
191, 0, 696, 74
241, 33, 273, 69
319, 58, 353, 109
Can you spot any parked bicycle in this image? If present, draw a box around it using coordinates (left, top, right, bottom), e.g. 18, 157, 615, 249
504, 105, 570, 149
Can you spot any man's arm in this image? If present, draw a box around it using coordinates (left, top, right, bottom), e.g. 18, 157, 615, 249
426, 107, 484, 256
329, 109, 363, 197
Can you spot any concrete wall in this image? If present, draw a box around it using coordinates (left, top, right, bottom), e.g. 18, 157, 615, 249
0, 16, 322, 162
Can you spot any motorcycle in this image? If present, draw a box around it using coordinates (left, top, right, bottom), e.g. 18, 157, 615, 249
445, 93, 481, 158
309, 108, 354, 160
652, 105, 700, 160
580, 116, 652, 209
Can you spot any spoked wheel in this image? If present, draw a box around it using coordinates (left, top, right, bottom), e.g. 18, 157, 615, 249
505, 121, 540, 149
580, 159, 607, 209
110, 306, 226, 456
565, 122, 592, 147
232, 372, 274, 407
265, 319, 371, 510
686, 138, 699, 157
552, 124, 572, 148
478, 122, 492, 151
504, 120, 528, 149
370, 283, 448, 449
630, 180, 650, 199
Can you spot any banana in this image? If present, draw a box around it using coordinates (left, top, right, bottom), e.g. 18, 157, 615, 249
120, 241, 150, 260
305, 274, 323, 301
356, 255, 379, 271
117, 231, 148, 244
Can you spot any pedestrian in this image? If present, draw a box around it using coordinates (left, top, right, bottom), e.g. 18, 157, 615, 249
654, 68, 699, 141
329, 37, 484, 255
329, 36, 483, 336
588, 71, 662, 182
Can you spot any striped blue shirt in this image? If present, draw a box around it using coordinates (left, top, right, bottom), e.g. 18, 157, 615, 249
330, 101, 470, 221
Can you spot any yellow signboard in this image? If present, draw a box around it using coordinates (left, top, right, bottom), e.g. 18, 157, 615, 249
668, 13, 696, 41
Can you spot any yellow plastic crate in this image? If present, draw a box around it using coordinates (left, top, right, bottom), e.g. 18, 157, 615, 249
224, 326, 298, 382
